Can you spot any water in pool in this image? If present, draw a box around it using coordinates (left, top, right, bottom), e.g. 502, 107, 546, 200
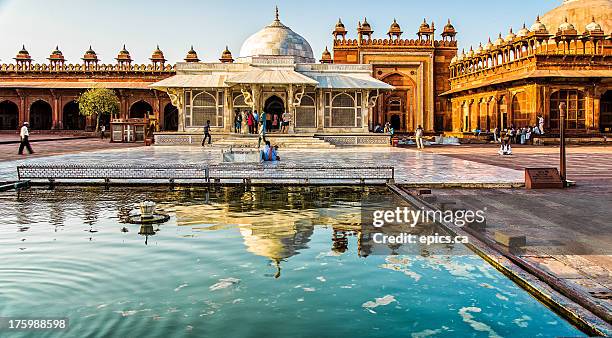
0, 186, 583, 337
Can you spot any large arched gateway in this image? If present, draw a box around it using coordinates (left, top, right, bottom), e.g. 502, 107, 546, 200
130, 100, 153, 119
0, 100, 19, 130
63, 101, 85, 130
30, 100, 53, 130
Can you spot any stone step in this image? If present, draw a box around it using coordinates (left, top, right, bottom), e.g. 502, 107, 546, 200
211, 136, 335, 149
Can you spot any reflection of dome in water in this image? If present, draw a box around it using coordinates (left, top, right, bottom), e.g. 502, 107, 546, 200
540, 0, 612, 33
239, 7, 315, 63
239, 217, 314, 261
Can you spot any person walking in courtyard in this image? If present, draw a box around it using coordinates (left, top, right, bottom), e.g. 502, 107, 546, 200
100, 125, 106, 139
415, 125, 424, 150
18, 122, 34, 155
538, 114, 545, 134
201, 120, 212, 146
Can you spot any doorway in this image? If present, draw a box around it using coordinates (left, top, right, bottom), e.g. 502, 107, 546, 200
130, 100, 153, 119
163, 103, 178, 131
264, 95, 284, 132
390, 114, 401, 131
63, 101, 85, 130
30, 100, 53, 130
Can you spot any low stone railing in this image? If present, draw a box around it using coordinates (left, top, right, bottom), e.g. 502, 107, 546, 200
17, 163, 394, 185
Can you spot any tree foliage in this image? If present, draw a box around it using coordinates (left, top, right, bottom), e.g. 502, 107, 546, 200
77, 88, 120, 131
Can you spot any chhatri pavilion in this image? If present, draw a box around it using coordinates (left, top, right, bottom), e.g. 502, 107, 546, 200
150, 8, 393, 143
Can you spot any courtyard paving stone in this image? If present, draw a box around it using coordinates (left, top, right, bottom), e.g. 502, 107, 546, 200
0, 146, 525, 184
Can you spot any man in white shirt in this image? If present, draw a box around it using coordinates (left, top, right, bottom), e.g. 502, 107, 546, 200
415, 125, 425, 150
18, 122, 34, 155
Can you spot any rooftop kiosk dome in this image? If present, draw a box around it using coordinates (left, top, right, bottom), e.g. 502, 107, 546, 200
238, 7, 315, 63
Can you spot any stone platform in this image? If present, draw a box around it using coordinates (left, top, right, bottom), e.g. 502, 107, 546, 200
154, 132, 391, 148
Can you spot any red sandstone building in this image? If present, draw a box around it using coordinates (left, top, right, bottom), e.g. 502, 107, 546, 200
331, 18, 457, 132
442, 0, 612, 135
0, 45, 177, 131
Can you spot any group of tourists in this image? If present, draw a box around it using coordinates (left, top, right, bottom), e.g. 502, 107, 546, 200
492, 118, 545, 156
234, 109, 289, 134
374, 122, 425, 149
495, 125, 541, 145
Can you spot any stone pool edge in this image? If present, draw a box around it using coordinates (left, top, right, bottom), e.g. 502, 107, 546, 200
387, 184, 612, 337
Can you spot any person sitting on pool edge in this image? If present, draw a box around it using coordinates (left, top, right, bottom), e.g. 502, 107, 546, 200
260, 141, 280, 162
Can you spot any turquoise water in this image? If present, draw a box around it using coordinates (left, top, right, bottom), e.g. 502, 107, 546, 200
0, 186, 583, 338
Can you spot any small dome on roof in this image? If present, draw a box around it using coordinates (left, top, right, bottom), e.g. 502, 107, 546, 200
505, 28, 516, 42
450, 55, 458, 64
15, 45, 31, 62
334, 18, 346, 34
467, 47, 474, 57
531, 16, 548, 32
517, 23, 530, 37
219, 46, 234, 63
361, 17, 372, 30
419, 18, 430, 32
150, 45, 166, 63
494, 33, 505, 46
484, 37, 494, 50
444, 19, 455, 32
82, 46, 98, 62
558, 17, 575, 32
388, 18, 402, 34
585, 16, 603, 32
320, 46, 333, 63
457, 49, 465, 61
335, 18, 345, 29
184, 46, 200, 63
476, 43, 484, 54
48, 46, 65, 62
116, 44, 132, 62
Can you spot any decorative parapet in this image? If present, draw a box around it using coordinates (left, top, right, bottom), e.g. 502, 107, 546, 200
0, 63, 175, 73
333, 38, 457, 48
449, 17, 610, 84
449, 40, 611, 85
296, 63, 373, 73
175, 62, 249, 72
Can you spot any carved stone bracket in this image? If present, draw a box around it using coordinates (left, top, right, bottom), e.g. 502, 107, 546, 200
367, 89, 380, 108
293, 85, 306, 107
166, 88, 184, 110
240, 85, 254, 106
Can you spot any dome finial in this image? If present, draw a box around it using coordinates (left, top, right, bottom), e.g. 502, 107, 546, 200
275, 5, 279, 21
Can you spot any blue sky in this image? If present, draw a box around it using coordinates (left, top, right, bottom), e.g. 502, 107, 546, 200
0, 0, 560, 64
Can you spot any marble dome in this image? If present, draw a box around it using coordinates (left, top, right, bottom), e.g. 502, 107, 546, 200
540, 0, 612, 33
239, 9, 315, 63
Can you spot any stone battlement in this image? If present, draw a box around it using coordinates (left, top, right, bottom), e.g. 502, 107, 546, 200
333, 39, 457, 48
0, 63, 175, 73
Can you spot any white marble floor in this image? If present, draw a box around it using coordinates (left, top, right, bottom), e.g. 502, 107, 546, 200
0, 146, 524, 184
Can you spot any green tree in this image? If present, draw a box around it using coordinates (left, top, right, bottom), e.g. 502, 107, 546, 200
77, 88, 120, 132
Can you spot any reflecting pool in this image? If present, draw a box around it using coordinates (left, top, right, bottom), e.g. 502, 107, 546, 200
0, 186, 583, 337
